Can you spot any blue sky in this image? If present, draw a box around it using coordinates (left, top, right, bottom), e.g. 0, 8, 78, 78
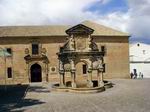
0, 0, 150, 44
88, 0, 128, 14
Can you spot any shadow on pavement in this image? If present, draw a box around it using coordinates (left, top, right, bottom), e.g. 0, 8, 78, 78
0, 85, 45, 112
28, 86, 50, 93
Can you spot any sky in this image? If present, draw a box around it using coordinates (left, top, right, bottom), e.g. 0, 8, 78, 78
0, 0, 150, 43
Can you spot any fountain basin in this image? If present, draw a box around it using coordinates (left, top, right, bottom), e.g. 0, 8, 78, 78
52, 80, 113, 93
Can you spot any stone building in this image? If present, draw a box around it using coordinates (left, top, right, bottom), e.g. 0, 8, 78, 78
0, 21, 130, 85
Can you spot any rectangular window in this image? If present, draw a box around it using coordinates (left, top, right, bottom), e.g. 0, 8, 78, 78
101, 46, 105, 52
101, 46, 106, 55
7, 67, 12, 78
83, 64, 87, 74
103, 64, 106, 73
32, 44, 39, 55
6, 48, 12, 56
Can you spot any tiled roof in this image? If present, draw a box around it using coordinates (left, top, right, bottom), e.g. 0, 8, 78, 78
0, 20, 129, 37
82, 21, 129, 36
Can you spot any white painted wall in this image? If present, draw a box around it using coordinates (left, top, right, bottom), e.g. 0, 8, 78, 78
130, 63, 150, 78
130, 43, 150, 78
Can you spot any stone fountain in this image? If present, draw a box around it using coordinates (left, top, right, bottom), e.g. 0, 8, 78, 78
53, 24, 113, 93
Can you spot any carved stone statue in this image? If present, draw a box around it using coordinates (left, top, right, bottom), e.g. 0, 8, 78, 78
25, 48, 29, 55
41, 48, 46, 55
69, 37, 75, 50
97, 59, 104, 72
87, 36, 93, 50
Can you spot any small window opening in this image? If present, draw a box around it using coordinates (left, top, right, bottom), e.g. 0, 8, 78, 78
7, 67, 12, 78
83, 64, 87, 74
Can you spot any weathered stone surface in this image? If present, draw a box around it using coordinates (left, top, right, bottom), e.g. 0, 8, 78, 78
10, 79, 150, 112
0, 21, 130, 85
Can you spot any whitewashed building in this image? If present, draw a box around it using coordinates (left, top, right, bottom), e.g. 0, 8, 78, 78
130, 43, 150, 78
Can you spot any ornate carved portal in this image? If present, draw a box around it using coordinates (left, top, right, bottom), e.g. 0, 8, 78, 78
57, 24, 105, 88
24, 48, 49, 83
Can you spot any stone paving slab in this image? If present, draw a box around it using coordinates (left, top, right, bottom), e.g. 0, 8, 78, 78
12, 79, 150, 112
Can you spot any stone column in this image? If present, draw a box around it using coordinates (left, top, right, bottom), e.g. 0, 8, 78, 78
100, 72, 104, 86
97, 57, 104, 87
45, 63, 49, 82
70, 59, 76, 88
59, 73, 65, 87
87, 60, 93, 87
71, 71, 76, 88
97, 70, 100, 86
87, 70, 93, 87
98, 70, 104, 87
26, 62, 30, 83
59, 60, 65, 87
42, 63, 47, 82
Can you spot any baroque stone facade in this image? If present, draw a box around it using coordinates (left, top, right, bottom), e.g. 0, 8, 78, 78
0, 21, 130, 85
57, 24, 105, 88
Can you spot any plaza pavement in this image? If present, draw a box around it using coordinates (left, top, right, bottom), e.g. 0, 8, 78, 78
1, 79, 150, 112
0, 84, 28, 112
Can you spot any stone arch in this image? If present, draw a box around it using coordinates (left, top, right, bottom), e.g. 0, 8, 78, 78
28, 61, 47, 82
30, 63, 42, 82
75, 60, 89, 88
29, 61, 43, 69
75, 61, 88, 75
75, 59, 89, 67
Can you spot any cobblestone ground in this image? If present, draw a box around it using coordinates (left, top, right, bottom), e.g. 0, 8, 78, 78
12, 79, 150, 112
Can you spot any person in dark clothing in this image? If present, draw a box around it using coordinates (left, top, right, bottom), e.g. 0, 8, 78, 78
141, 73, 144, 79
134, 73, 137, 79
130, 72, 134, 79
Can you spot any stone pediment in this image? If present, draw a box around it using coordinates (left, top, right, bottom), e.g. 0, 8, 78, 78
66, 24, 94, 35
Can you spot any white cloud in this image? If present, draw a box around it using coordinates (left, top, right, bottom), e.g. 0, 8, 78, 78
127, 0, 150, 39
99, 0, 111, 4
94, 0, 150, 42
0, 0, 150, 43
0, 0, 102, 25
0, 0, 121, 27
95, 12, 129, 32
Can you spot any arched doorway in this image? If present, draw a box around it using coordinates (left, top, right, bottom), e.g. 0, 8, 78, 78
76, 62, 88, 87
30, 63, 42, 82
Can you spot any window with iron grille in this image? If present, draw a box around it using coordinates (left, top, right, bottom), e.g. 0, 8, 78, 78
32, 44, 39, 55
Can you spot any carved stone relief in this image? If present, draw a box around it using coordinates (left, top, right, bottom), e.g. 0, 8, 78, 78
75, 36, 86, 50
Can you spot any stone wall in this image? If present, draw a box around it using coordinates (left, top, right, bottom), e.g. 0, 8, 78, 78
0, 36, 130, 85
94, 36, 130, 79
